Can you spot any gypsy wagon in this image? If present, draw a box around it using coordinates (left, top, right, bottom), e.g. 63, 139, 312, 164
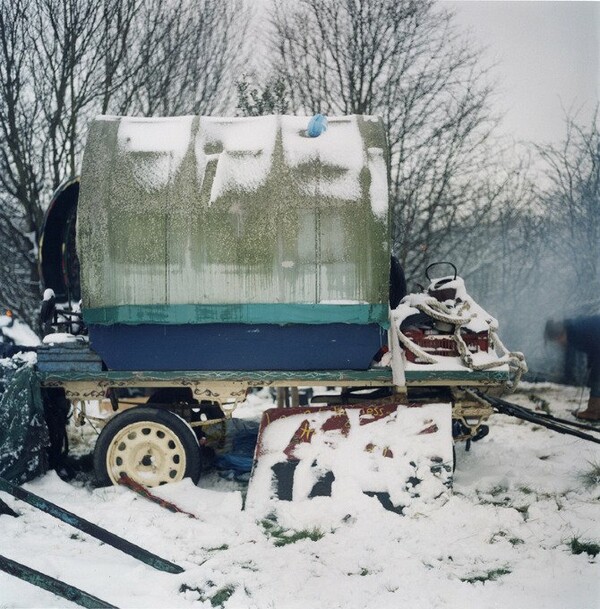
36, 114, 523, 497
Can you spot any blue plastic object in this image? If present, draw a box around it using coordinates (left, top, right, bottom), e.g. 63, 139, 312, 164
216, 419, 259, 480
216, 454, 254, 474
307, 114, 328, 137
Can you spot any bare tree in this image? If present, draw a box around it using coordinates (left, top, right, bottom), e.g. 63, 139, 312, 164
271, 0, 497, 279
0, 0, 141, 325
452, 112, 600, 377
536, 109, 600, 314
0, 0, 46, 324
0, 0, 248, 329
129, 0, 249, 116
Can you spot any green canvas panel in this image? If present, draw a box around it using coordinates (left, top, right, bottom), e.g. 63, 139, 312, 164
77, 115, 390, 324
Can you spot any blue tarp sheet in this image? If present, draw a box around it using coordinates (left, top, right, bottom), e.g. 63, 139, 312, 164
216, 419, 259, 481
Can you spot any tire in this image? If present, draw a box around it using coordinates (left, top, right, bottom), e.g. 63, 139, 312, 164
94, 407, 201, 487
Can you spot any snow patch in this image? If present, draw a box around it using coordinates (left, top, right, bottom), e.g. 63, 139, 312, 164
0, 317, 40, 347
281, 115, 365, 201
1, 384, 598, 608
41, 333, 85, 345
201, 115, 278, 204
117, 116, 194, 192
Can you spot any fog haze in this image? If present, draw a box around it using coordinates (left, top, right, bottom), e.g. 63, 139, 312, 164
445, 1, 599, 144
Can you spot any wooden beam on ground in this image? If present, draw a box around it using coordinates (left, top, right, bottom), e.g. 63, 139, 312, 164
0, 477, 183, 574
0, 555, 118, 609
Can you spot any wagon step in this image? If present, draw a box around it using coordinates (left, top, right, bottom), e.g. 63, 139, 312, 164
0, 477, 184, 574
0, 554, 118, 609
246, 401, 454, 516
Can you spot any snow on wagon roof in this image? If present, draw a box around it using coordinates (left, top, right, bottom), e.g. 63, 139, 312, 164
98, 114, 389, 218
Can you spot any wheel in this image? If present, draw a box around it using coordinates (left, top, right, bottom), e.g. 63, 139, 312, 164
94, 407, 201, 487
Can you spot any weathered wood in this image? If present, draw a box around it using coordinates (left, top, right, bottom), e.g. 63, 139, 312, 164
36, 343, 104, 374
38, 367, 508, 385
0, 554, 118, 609
118, 475, 199, 518
0, 477, 183, 574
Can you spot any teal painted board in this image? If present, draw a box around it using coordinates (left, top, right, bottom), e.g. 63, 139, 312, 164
83, 303, 389, 326
36, 361, 103, 373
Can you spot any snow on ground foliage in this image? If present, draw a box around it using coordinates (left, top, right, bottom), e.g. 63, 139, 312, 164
1, 384, 599, 608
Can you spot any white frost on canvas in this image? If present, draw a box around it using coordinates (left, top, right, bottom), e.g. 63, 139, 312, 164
107, 114, 389, 220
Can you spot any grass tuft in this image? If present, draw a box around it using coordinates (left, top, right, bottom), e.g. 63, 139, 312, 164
569, 537, 600, 558
460, 567, 511, 584
179, 584, 204, 601
578, 461, 600, 489
488, 484, 508, 497
509, 537, 525, 546
206, 544, 229, 552
529, 394, 551, 414
260, 518, 324, 546
210, 585, 236, 608
517, 485, 534, 495
273, 528, 324, 546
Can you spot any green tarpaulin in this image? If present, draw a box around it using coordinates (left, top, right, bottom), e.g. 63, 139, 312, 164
78, 115, 390, 326
0, 360, 49, 484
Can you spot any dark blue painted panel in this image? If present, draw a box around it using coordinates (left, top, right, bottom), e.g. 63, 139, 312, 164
88, 323, 385, 371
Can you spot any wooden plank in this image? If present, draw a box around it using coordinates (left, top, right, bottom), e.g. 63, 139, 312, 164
38, 367, 508, 385
39, 368, 392, 383
406, 369, 509, 384
37, 362, 103, 373
0, 555, 118, 609
0, 477, 183, 574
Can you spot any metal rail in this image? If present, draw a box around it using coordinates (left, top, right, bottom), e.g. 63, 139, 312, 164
467, 390, 600, 445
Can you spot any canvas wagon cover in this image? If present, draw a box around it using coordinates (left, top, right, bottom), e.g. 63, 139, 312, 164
77, 115, 390, 326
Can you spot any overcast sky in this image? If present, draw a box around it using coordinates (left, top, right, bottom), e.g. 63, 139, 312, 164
443, 1, 599, 144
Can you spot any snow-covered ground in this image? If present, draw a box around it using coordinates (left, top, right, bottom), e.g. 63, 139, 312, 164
0, 315, 40, 348
1, 383, 599, 609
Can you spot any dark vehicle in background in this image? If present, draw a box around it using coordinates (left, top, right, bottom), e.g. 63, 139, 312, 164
39, 177, 80, 306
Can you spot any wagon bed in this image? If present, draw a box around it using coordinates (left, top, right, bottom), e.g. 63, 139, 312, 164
38, 367, 509, 403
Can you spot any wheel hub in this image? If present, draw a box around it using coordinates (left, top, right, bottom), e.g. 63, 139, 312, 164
106, 421, 187, 487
